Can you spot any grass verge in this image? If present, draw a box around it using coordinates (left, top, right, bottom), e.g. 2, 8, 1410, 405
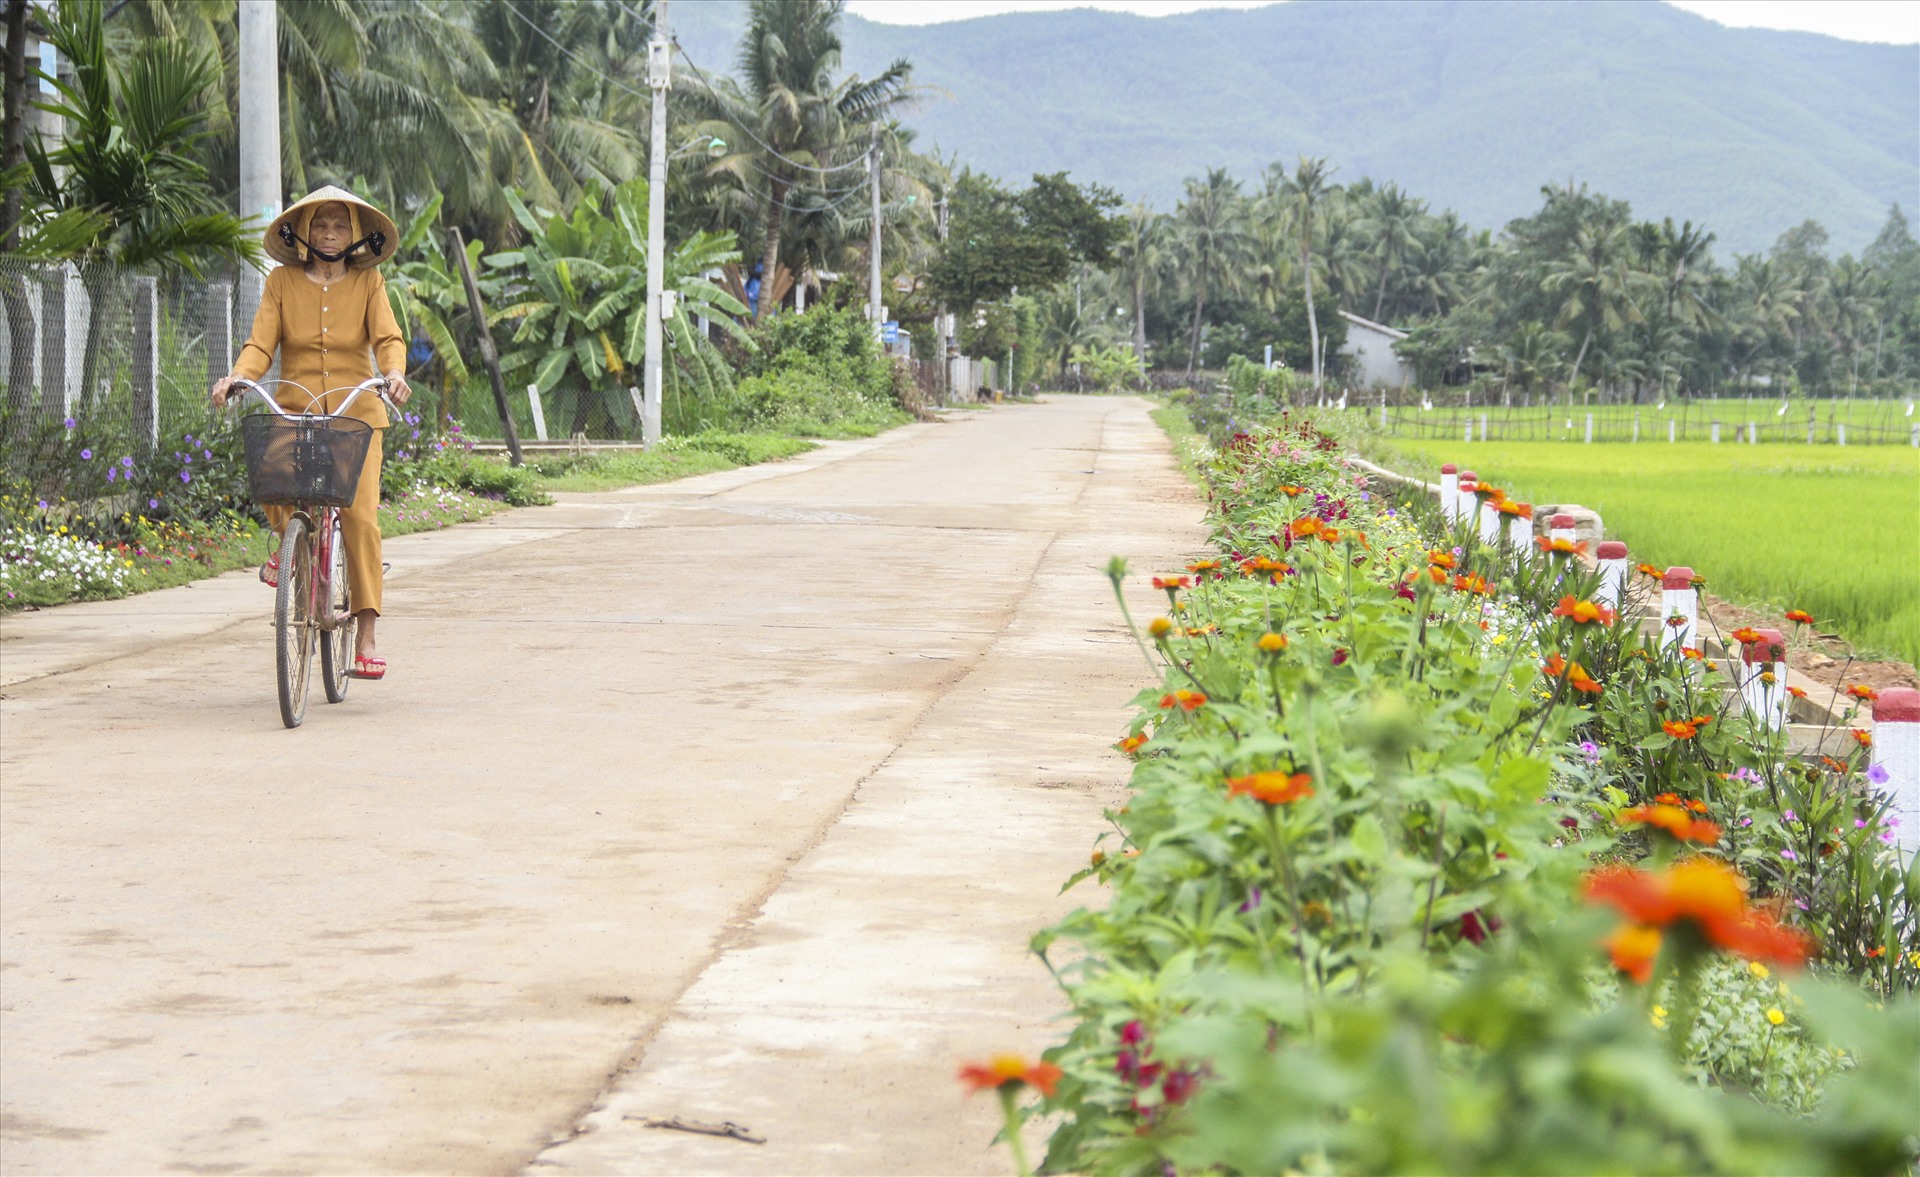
527, 432, 819, 493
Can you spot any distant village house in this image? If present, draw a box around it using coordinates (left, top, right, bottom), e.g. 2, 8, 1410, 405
1337, 310, 1413, 390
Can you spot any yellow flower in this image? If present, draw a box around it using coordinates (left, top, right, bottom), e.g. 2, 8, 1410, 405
1257, 632, 1287, 653
1148, 617, 1173, 639
1650, 1004, 1668, 1029
1766, 1008, 1785, 1026
1748, 961, 1770, 980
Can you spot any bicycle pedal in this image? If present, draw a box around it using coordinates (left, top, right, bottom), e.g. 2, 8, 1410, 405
382, 562, 391, 573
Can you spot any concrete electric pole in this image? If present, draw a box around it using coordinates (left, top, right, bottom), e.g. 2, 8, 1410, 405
236, 0, 279, 229
641, 0, 669, 447
935, 191, 949, 400
867, 123, 882, 341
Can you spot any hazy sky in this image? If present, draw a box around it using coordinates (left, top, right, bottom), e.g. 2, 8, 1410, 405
843, 0, 1920, 44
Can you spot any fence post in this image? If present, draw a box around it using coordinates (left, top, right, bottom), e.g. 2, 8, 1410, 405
1479, 412, 1488, 441
1737, 627, 1788, 731
1458, 471, 1479, 533
1836, 422, 1847, 446
1660, 566, 1697, 652
1668, 419, 1676, 443
526, 383, 549, 442
1710, 421, 1721, 443
204, 281, 232, 392
1439, 463, 1459, 522
1632, 412, 1640, 443
130, 276, 159, 453
1506, 503, 1532, 561
1463, 422, 1472, 445
1746, 420, 1756, 445
40, 264, 80, 419
1584, 412, 1593, 443
1595, 540, 1628, 610
1870, 688, 1920, 854
1549, 512, 1576, 544
1478, 489, 1502, 545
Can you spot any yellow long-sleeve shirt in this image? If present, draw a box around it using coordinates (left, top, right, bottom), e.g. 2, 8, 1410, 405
233, 264, 405, 428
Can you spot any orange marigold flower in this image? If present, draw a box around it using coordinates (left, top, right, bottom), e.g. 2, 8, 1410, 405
1427, 549, 1457, 570
1567, 662, 1603, 694
1542, 653, 1568, 678
1621, 804, 1722, 845
1116, 734, 1148, 756
1636, 563, 1662, 579
1152, 575, 1193, 591
1729, 626, 1763, 644
1278, 484, 1306, 496
1866, 945, 1886, 959
1551, 595, 1616, 626
1655, 792, 1683, 805
1257, 633, 1288, 653
1452, 573, 1492, 595
958, 1055, 1064, 1098
1186, 559, 1222, 574
1787, 686, 1807, 699
1583, 859, 1812, 970
1662, 719, 1700, 739
1226, 771, 1315, 805
1318, 526, 1343, 543
1681, 646, 1706, 661
1244, 556, 1290, 575
1851, 729, 1871, 749
1691, 715, 1714, 726
1785, 609, 1814, 625
1426, 563, 1448, 584
1846, 684, 1878, 702
1148, 617, 1173, 639
1606, 924, 1663, 984
1159, 690, 1207, 711
1289, 517, 1322, 539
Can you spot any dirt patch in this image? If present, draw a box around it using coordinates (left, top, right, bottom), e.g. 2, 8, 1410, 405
1696, 592, 1916, 693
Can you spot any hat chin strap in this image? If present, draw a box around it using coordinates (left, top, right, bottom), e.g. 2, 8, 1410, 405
278, 222, 387, 263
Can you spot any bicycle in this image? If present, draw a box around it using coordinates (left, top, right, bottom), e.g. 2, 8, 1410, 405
227, 376, 392, 728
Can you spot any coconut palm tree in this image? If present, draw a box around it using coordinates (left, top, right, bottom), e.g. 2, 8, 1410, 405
1361, 182, 1425, 322
685, 0, 912, 318
1112, 204, 1169, 364
1542, 218, 1645, 398
1278, 157, 1333, 391
1173, 168, 1251, 377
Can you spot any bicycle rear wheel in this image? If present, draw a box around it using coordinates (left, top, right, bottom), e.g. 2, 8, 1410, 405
275, 516, 315, 728
319, 515, 355, 704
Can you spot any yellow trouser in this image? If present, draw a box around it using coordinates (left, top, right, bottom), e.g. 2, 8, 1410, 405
266, 431, 383, 616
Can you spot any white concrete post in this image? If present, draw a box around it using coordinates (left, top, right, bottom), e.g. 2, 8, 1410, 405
1479, 412, 1488, 442
1836, 422, 1847, 446
1711, 421, 1721, 443
1463, 422, 1472, 445
130, 276, 159, 452
1668, 419, 1676, 443
1737, 627, 1788, 731
1506, 503, 1532, 559
1870, 688, 1920, 855
1549, 513, 1576, 545
1584, 413, 1594, 443
1660, 566, 1697, 652
1632, 413, 1640, 443
1439, 463, 1459, 522
1747, 421, 1757, 445
1478, 488, 1502, 545
526, 383, 548, 442
1595, 540, 1628, 610
1458, 471, 1478, 532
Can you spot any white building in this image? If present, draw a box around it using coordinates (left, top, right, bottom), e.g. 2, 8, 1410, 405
1337, 310, 1413, 390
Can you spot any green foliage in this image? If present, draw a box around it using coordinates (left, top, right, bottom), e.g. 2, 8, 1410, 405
1034, 413, 1917, 1175
733, 303, 906, 431
526, 432, 817, 492
928, 170, 1123, 308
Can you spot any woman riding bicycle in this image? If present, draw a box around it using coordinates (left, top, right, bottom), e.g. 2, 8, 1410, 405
210, 186, 411, 680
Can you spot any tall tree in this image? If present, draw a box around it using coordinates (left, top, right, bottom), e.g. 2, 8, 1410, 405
1361, 181, 1425, 322
1113, 203, 1169, 363
1173, 168, 1250, 377
1279, 156, 1333, 390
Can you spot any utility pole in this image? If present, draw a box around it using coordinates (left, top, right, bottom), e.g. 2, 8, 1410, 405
236, 0, 279, 338
935, 191, 949, 400
641, 0, 670, 447
868, 123, 882, 341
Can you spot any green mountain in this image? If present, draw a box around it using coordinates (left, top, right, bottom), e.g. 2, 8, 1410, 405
667, 0, 1916, 255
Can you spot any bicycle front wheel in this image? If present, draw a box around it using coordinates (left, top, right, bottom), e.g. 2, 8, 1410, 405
319, 516, 355, 704
275, 516, 315, 728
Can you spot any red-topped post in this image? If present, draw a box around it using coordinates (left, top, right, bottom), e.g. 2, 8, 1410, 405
1549, 513, 1576, 544
1871, 688, 1920, 855
1737, 627, 1788, 730
1457, 471, 1478, 532
1595, 540, 1628, 610
1505, 502, 1533, 559
1660, 566, 1697, 652
1440, 463, 1459, 522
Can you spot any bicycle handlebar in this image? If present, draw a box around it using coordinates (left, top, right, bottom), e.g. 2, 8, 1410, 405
226, 376, 396, 420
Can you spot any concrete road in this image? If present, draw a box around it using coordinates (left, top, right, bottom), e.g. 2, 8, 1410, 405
0, 396, 1203, 1175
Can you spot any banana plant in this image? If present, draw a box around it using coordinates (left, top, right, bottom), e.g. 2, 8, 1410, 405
486, 179, 749, 436
354, 186, 473, 425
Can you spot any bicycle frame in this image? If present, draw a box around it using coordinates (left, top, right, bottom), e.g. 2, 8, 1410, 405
229, 376, 392, 632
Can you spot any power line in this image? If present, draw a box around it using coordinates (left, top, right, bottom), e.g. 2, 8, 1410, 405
665, 32, 872, 177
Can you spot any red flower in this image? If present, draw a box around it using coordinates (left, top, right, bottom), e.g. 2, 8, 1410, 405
1621, 803, 1721, 844
1535, 536, 1588, 557
1186, 559, 1222, 575
1846, 684, 1878, 702
1289, 517, 1322, 540
1541, 653, 1568, 678
958, 1055, 1064, 1097
1116, 734, 1148, 756
1785, 609, 1814, 625
1452, 573, 1492, 595
1226, 770, 1314, 805
1606, 924, 1662, 984
1787, 686, 1807, 699
1566, 663, 1603, 694
1729, 626, 1763, 645
1151, 575, 1193, 592
1851, 729, 1872, 749
1278, 484, 1306, 496
1662, 719, 1700, 739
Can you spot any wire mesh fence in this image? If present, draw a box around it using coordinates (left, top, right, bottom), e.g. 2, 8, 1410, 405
1374, 401, 1920, 446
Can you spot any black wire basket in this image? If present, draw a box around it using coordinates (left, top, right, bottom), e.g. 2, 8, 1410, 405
240, 414, 374, 507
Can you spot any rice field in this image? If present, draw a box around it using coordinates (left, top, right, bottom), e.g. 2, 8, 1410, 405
1386, 440, 1920, 664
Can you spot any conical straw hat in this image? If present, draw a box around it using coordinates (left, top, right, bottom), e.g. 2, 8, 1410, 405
263, 185, 399, 269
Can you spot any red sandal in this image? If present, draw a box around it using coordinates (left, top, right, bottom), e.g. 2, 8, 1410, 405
259, 554, 279, 587
349, 655, 387, 680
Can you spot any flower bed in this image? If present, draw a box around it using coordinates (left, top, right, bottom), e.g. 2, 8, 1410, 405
1011, 413, 1917, 1176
